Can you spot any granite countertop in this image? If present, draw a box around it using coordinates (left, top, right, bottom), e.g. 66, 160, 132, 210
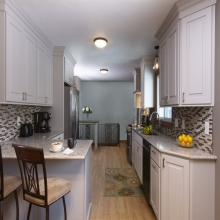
0, 137, 92, 160
28, 130, 64, 140
79, 120, 100, 123
132, 128, 217, 160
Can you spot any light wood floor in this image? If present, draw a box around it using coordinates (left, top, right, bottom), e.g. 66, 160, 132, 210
90, 142, 157, 220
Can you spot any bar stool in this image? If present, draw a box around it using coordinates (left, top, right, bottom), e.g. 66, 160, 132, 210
12, 144, 71, 220
0, 145, 22, 220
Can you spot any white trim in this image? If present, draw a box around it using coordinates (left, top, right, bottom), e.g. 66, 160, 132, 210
86, 203, 92, 220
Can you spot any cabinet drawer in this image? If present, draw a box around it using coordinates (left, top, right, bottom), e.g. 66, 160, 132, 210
133, 131, 143, 147
151, 146, 160, 167
52, 133, 64, 140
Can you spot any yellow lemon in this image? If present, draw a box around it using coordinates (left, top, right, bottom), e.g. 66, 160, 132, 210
178, 136, 182, 141
182, 134, 186, 137
186, 142, 191, 147
181, 141, 186, 146
187, 136, 193, 143
183, 137, 188, 142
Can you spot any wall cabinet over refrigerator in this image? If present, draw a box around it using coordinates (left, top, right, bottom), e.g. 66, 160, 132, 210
155, 0, 216, 107
0, 0, 54, 106
133, 68, 141, 108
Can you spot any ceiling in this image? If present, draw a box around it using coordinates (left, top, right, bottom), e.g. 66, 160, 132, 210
14, 0, 177, 81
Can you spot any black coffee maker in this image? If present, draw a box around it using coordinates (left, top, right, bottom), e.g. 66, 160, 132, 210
33, 112, 52, 133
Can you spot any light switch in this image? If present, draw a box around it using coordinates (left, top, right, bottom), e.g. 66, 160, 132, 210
175, 119, 178, 127
205, 121, 209, 135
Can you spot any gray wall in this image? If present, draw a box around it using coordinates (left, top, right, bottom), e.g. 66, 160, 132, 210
213, 1, 220, 219
80, 81, 134, 140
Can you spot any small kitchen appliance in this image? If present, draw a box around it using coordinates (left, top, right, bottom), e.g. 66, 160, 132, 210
19, 123, 33, 137
33, 112, 52, 133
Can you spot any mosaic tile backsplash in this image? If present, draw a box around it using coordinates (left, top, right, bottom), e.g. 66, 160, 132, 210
0, 105, 41, 142
142, 107, 213, 153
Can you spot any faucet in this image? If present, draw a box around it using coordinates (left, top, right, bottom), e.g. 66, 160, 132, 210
149, 112, 160, 131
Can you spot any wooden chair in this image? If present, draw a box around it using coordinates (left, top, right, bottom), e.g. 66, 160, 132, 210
0, 145, 21, 220
12, 144, 71, 220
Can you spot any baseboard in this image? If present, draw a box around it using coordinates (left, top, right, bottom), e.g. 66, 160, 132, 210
87, 203, 92, 220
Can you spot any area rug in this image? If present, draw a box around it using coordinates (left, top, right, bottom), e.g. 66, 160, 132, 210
104, 167, 145, 197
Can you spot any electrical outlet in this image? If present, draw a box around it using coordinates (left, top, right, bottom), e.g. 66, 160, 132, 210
182, 119, 185, 129
175, 119, 178, 127
17, 116, 21, 126
205, 121, 209, 135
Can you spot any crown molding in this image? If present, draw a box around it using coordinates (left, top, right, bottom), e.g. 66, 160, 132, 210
53, 46, 76, 65
132, 68, 141, 76
1, 0, 54, 51
140, 56, 154, 66
155, 0, 216, 40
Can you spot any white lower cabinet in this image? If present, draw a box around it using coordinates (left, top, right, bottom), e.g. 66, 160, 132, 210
132, 131, 143, 183
150, 158, 160, 220
150, 147, 215, 220
161, 154, 189, 220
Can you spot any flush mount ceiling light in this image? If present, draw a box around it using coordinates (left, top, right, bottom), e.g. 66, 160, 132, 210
94, 37, 108, 48
153, 46, 159, 70
100, 69, 108, 74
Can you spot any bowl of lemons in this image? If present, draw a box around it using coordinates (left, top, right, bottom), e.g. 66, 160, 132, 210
177, 134, 194, 148
142, 125, 153, 135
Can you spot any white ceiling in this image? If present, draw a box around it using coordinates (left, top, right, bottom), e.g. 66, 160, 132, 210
14, 0, 177, 81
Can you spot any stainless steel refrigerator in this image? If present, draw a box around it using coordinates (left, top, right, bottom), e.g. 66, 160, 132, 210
64, 86, 79, 139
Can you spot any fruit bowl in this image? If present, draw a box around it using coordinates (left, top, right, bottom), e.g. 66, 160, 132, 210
176, 134, 194, 148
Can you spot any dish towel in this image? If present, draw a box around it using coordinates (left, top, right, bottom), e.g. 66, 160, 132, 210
63, 148, 74, 155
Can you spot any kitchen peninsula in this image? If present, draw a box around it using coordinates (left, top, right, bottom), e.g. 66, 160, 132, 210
0, 136, 92, 220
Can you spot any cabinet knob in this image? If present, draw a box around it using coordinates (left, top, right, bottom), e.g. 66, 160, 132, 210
163, 158, 165, 167
183, 92, 185, 102
152, 165, 156, 169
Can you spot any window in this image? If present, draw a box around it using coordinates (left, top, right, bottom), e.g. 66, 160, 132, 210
155, 72, 173, 128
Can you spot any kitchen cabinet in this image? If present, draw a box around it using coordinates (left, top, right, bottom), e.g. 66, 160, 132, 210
52, 133, 64, 140
1, 4, 54, 106
64, 56, 74, 86
37, 43, 53, 105
155, 0, 215, 106
6, 14, 37, 104
133, 68, 141, 108
161, 154, 189, 220
140, 57, 154, 108
132, 130, 143, 183
150, 158, 160, 220
159, 19, 179, 106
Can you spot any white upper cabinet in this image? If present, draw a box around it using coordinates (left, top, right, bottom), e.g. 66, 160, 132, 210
155, 0, 216, 107
64, 56, 74, 86
6, 15, 24, 103
140, 57, 154, 108
133, 68, 141, 108
0, 1, 54, 105
180, 7, 214, 105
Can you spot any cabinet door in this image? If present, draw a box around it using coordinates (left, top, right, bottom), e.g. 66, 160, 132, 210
167, 21, 179, 105
132, 138, 136, 167
161, 154, 189, 220
139, 146, 143, 184
180, 7, 213, 105
24, 31, 37, 103
64, 57, 73, 86
6, 15, 24, 102
37, 42, 47, 104
159, 38, 167, 106
150, 159, 160, 220
69, 64, 74, 85
45, 52, 53, 105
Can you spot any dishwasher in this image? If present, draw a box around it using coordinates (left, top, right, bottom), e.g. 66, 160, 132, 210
142, 139, 151, 202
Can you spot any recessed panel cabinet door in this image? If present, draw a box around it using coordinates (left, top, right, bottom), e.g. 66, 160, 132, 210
6, 15, 23, 102
24, 31, 37, 103
45, 52, 53, 105
161, 154, 189, 220
37, 43, 46, 104
180, 7, 214, 105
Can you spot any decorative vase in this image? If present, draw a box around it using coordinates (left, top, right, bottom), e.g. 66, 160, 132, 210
86, 113, 89, 120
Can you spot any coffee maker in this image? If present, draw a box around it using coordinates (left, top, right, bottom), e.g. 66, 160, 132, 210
33, 112, 52, 133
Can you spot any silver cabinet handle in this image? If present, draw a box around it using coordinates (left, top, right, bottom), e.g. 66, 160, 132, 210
166, 95, 168, 103
183, 92, 185, 102
22, 93, 24, 100
163, 158, 165, 167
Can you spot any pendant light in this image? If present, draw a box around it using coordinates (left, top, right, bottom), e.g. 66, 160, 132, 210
153, 46, 159, 70
100, 69, 108, 74
94, 38, 108, 48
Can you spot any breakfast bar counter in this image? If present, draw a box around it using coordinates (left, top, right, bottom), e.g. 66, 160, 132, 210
0, 138, 93, 220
